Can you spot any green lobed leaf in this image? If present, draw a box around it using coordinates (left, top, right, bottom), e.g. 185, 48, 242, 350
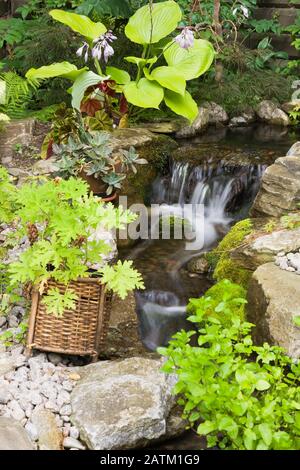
124, 78, 164, 109
164, 39, 215, 80
164, 89, 198, 122
125, 0, 182, 45
49, 9, 106, 41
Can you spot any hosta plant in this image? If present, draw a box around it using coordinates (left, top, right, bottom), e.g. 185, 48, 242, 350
159, 280, 300, 450
53, 125, 147, 195
25, 1, 214, 124
1, 170, 144, 316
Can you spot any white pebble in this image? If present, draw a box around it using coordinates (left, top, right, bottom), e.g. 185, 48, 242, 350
69, 427, 79, 440
63, 437, 85, 450
25, 422, 38, 441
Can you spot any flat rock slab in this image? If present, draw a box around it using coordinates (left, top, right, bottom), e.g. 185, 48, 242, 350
247, 262, 300, 358
231, 227, 300, 270
71, 357, 182, 450
0, 417, 34, 450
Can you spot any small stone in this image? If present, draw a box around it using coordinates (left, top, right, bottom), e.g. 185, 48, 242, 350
25, 422, 38, 441
60, 404, 71, 416
69, 427, 79, 440
68, 373, 81, 381
0, 317, 6, 328
0, 384, 12, 404
14, 355, 26, 368
40, 381, 58, 400
62, 380, 73, 392
25, 404, 33, 419
9, 400, 25, 421
44, 401, 59, 413
28, 357, 43, 381
57, 390, 70, 407
29, 391, 43, 406
48, 353, 62, 366
8, 315, 19, 328
62, 416, 70, 422
63, 437, 85, 450
12, 366, 28, 383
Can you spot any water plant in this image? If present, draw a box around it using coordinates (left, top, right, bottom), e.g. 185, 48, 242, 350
159, 280, 300, 450
25, 1, 214, 123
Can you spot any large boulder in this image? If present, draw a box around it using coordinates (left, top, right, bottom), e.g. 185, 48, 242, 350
251, 153, 300, 217
175, 108, 209, 138
103, 291, 148, 358
0, 417, 34, 450
247, 263, 300, 358
229, 109, 256, 128
256, 100, 290, 126
70, 357, 185, 450
202, 102, 229, 125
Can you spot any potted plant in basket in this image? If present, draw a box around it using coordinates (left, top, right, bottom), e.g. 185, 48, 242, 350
53, 126, 147, 201
3, 170, 144, 358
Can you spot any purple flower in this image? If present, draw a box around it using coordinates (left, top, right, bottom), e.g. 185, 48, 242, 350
76, 42, 89, 62
175, 28, 194, 50
92, 30, 117, 63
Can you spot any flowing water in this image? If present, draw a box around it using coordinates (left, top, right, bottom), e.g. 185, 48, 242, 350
121, 126, 298, 352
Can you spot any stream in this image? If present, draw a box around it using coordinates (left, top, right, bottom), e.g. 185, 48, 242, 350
121, 125, 298, 356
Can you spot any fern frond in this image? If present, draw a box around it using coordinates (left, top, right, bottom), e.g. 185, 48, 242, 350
0, 72, 33, 119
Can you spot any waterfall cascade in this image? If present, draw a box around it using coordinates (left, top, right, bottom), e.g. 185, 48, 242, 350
130, 157, 267, 350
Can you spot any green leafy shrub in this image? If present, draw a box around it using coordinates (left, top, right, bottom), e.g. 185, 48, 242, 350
188, 279, 246, 326
159, 281, 300, 450
0, 167, 17, 223
1, 171, 144, 316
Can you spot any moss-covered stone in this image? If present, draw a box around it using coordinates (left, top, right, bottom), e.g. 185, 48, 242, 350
112, 129, 177, 206
207, 219, 253, 288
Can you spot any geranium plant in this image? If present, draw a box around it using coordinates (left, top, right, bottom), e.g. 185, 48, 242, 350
2, 169, 144, 316
25, 1, 214, 124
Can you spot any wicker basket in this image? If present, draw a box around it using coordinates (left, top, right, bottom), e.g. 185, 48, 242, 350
26, 278, 112, 360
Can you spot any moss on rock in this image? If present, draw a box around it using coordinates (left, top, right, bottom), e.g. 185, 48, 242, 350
207, 219, 253, 288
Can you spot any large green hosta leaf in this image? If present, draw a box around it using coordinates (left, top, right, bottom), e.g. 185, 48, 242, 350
164, 89, 198, 122
26, 62, 86, 82
124, 78, 163, 109
49, 9, 106, 41
144, 66, 186, 96
125, 0, 181, 44
164, 39, 215, 80
71, 71, 108, 110
106, 66, 130, 85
